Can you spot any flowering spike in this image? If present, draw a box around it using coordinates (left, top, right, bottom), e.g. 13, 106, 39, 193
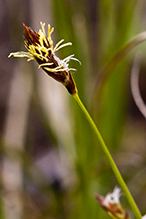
95, 187, 130, 219
8, 22, 81, 95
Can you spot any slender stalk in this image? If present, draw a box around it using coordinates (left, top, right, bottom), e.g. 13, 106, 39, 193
73, 92, 142, 219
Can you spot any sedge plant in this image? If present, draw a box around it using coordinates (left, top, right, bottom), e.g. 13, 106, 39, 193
8, 22, 146, 219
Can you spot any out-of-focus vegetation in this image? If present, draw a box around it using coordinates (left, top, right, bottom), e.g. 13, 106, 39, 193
1, 0, 146, 219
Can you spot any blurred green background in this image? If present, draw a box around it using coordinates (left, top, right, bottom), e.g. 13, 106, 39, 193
1, 0, 146, 219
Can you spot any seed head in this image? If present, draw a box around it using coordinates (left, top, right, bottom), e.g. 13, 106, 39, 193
95, 187, 130, 219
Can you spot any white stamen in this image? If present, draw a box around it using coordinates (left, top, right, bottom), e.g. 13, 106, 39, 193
68, 68, 77, 72
54, 42, 72, 52
53, 39, 65, 53
63, 54, 75, 62
63, 54, 81, 65
104, 187, 121, 206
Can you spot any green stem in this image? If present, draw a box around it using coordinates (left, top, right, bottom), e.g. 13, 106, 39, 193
73, 92, 142, 219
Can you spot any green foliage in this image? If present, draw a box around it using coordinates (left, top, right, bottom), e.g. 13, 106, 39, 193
51, 0, 145, 218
